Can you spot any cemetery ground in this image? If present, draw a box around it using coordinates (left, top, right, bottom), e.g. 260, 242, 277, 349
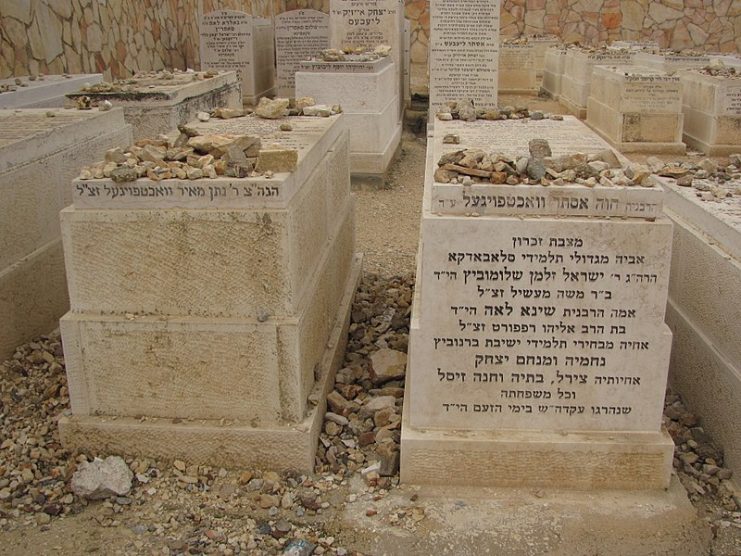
0, 97, 740, 555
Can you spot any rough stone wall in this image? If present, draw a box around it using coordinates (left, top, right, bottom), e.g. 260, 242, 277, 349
1, 0, 739, 95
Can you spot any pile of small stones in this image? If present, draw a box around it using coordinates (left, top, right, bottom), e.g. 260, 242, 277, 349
0, 75, 47, 93
648, 154, 741, 201
664, 390, 740, 518
435, 138, 655, 188
80, 69, 219, 95
697, 64, 739, 78
436, 99, 561, 122
317, 45, 391, 63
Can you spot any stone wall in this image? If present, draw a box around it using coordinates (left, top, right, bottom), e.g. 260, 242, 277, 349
1, 0, 739, 99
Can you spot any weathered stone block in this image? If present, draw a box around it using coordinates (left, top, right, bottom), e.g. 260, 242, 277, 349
0, 74, 103, 108
499, 43, 537, 93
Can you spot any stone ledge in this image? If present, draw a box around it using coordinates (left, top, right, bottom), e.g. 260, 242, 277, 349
59, 253, 363, 471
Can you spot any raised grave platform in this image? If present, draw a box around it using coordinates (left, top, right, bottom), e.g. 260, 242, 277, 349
296, 56, 401, 184
0, 108, 133, 360
679, 68, 741, 156
560, 48, 635, 119
0, 74, 103, 109
586, 66, 685, 154
542, 46, 567, 100
657, 173, 741, 480
59, 114, 360, 470
634, 52, 712, 73
499, 42, 537, 94
66, 70, 242, 141
528, 35, 560, 78
401, 116, 675, 490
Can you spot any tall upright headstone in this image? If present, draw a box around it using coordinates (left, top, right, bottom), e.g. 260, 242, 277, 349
400, 116, 675, 489
275, 10, 330, 99
429, 0, 500, 112
199, 10, 275, 104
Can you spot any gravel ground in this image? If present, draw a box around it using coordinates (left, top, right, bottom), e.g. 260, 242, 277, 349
0, 96, 739, 554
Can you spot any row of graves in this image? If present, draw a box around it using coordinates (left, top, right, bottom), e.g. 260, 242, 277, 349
541, 44, 741, 157
0, 0, 739, 493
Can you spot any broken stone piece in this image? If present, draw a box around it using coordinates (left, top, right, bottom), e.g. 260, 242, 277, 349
255, 97, 290, 119
255, 149, 299, 173
70, 456, 133, 500
369, 349, 407, 385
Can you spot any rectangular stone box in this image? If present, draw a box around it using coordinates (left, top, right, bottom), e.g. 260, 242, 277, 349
634, 52, 712, 73
679, 69, 741, 155
529, 36, 560, 78
586, 66, 685, 153
0, 74, 103, 109
63, 123, 350, 320
499, 43, 537, 94
66, 71, 242, 141
542, 47, 567, 99
0, 108, 132, 360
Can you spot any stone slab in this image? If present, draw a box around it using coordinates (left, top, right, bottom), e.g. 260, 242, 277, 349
499, 43, 537, 94
349, 121, 401, 175
199, 10, 275, 104
296, 59, 395, 112
0, 74, 103, 109
529, 36, 560, 78
275, 10, 329, 98
542, 47, 567, 99
429, 0, 500, 112
61, 200, 355, 425
58, 254, 363, 472
634, 52, 712, 72
62, 134, 351, 319
590, 66, 682, 114
343, 96, 398, 153
0, 239, 69, 361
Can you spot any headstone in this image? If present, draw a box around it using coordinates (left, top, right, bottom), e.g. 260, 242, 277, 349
65, 70, 242, 141
296, 56, 401, 181
587, 66, 685, 154
400, 116, 675, 489
275, 10, 329, 98
199, 10, 275, 104
0, 108, 132, 360
528, 35, 560, 78
59, 113, 361, 470
499, 42, 537, 94
429, 0, 500, 112
679, 67, 741, 155
541, 46, 567, 99
0, 74, 103, 109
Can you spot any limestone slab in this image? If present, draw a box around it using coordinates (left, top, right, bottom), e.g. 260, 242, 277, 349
349, 121, 401, 176
343, 95, 398, 152
0, 74, 103, 109
199, 10, 275, 104
429, 0, 500, 112
634, 52, 712, 73
66, 72, 242, 140
542, 47, 567, 99
59, 254, 363, 472
499, 43, 537, 94
529, 36, 560, 78
275, 10, 329, 99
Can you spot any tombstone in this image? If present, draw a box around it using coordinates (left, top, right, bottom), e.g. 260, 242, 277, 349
541, 46, 568, 100
560, 47, 636, 119
296, 56, 401, 184
529, 35, 560, 78
0, 74, 103, 109
0, 108, 132, 360
499, 41, 537, 94
329, 0, 404, 119
199, 10, 275, 105
274, 10, 329, 99
59, 113, 361, 470
400, 116, 675, 489
634, 51, 712, 73
655, 171, 741, 481
429, 0, 500, 112
679, 67, 741, 155
403, 18, 411, 108
65, 70, 242, 141
586, 66, 685, 154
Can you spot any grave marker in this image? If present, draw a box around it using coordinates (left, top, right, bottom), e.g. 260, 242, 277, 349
275, 10, 329, 98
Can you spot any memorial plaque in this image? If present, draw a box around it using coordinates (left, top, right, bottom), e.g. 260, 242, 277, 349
275, 10, 329, 98
200, 10, 255, 96
721, 84, 741, 116
429, 0, 500, 111
619, 74, 682, 113
329, 0, 401, 52
410, 216, 672, 432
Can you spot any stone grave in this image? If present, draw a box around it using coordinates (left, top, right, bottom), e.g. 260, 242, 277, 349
65, 70, 242, 141
541, 45, 568, 100
653, 164, 741, 480
586, 66, 685, 154
403, 18, 411, 108
429, 0, 500, 112
58, 113, 361, 470
499, 41, 537, 94
633, 51, 713, 73
328, 0, 404, 120
296, 56, 401, 183
199, 9, 275, 105
274, 9, 329, 99
529, 35, 560, 78
679, 67, 741, 155
611, 40, 661, 54
0, 74, 103, 109
0, 108, 132, 361
400, 116, 675, 489
560, 46, 636, 119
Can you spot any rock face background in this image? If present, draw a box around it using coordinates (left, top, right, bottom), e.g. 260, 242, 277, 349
1, 0, 739, 96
